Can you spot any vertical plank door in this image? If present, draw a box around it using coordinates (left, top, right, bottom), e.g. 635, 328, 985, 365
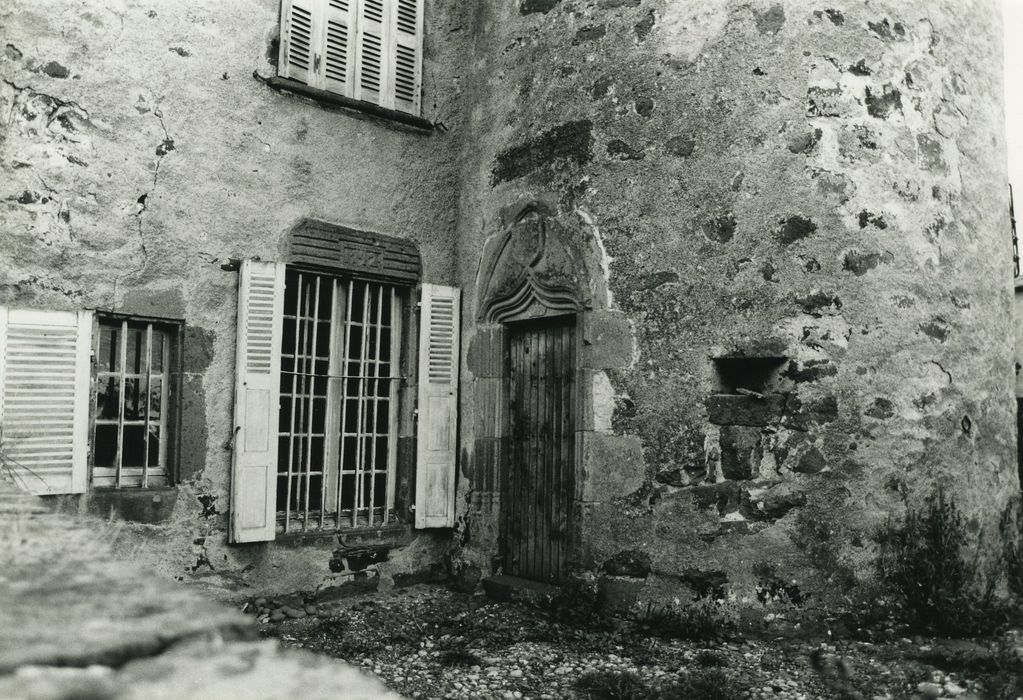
505, 316, 575, 583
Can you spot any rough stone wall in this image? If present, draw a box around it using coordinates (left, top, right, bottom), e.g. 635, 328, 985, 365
456, 0, 1018, 603
0, 0, 471, 594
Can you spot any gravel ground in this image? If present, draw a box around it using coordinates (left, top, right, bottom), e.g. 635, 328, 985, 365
255, 585, 1021, 700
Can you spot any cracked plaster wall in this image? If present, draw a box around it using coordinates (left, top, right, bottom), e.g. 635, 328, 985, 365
454, 0, 1018, 604
0, 0, 471, 595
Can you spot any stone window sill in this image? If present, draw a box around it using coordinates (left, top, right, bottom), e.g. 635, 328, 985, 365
264, 76, 435, 133
274, 521, 412, 548
87, 486, 178, 524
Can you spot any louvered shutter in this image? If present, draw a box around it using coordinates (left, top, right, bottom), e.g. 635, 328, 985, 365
388, 0, 423, 115
322, 0, 357, 95
354, 0, 388, 106
230, 260, 286, 543
414, 284, 460, 529
0, 307, 91, 496
279, 0, 319, 86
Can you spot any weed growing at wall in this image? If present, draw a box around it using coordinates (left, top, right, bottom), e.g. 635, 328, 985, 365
1001, 494, 1023, 598
875, 489, 1008, 636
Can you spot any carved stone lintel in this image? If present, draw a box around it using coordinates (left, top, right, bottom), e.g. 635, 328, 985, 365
477, 203, 594, 324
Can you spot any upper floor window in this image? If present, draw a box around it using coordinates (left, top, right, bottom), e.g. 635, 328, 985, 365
278, 0, 424, 116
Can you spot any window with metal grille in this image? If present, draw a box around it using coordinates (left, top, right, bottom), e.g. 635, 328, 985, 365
92, 317, 179, 488
277, 268, 403, 532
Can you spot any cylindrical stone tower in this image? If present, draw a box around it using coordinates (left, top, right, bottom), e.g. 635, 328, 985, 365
457, 0, 1017, 603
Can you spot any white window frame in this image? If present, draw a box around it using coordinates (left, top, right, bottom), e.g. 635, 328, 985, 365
90, 315, 180, 489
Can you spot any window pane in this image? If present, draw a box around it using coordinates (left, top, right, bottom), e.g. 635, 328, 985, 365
125, 326, 145, 374
97, 325, 121, 372
340, 473, 356, 510
123, 378, 147, 421
150, 330, 165, 372
94, 424, 118, 467
350, 283, 365, 323
148, 378, 162, 421
374, 436, 388, 469
122, 425, 145, 467
96, 376, 120, 419
375, 401, 389, 432
147, 425, 161, 467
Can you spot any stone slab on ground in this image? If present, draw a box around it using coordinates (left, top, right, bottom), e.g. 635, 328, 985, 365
0, 478, 404, 699
0, 639, 403, 700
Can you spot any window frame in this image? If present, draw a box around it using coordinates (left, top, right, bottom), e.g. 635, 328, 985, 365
89, 312, 183, 490
275, 265, 410, 533
273, 0, 430, 128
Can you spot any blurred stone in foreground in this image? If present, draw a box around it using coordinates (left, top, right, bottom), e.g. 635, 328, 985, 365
0, 478, 402, 700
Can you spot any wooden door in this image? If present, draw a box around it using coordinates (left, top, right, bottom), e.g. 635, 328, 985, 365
505, 316, 575, 583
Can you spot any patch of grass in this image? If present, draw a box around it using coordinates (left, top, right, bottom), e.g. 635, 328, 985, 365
1001, 495, 1023, 598
674, 668, 746, 700
875, 488, 1009, 636
636, 598, 738, 641
575, 669, 651, 700
536, 574, 610, 629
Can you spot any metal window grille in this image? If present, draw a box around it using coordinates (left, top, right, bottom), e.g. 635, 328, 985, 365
92, 319, 171, 488
277, 269, 402, 532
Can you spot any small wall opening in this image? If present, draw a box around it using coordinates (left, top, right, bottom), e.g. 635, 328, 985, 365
712, 356, 788, 395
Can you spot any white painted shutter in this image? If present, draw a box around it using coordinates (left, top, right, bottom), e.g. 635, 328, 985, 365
0, 307, 91, 496
354, 0, 388, 106
279, 0, 319, 86
230, 260, 286, 543
415, 284, 460, 529
322, 0, 357, 95
388, 0, 423, 115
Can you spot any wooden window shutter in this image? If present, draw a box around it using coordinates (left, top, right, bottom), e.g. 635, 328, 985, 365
353, 0, 388, 106
230, 260, 286, 543
388, 0, 423, 115
0, 307, 91, 495
414, 283, 460, 529
322, 0, 357, 95
279, 0, 320, 86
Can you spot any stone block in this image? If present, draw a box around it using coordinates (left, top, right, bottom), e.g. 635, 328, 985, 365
578, 369, 614, 432
706, 393, 785, 426
86, 487, 178, 524
747, 482, 806, 520
471, 437, 507, 493
466, 326, 505, 378
473, 377, 505, 438
177, 375, 208, 483
719, 425, 763, 480
598, 575, 645, 614
580, 310, 634, 370
689, 481, 741, 515
580, 432, 645, 501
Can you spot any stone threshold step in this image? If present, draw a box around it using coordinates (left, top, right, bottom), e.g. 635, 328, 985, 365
482, 574, 560, 603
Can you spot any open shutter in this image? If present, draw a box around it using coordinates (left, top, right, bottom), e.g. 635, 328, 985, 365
322, 0, 357, 95
279, 0, 320, 86
230, 260, 286, 543
354, 0, 388, 106
388, 0, 423, 115
414, 284, 460, 529
0, 307, 91, 496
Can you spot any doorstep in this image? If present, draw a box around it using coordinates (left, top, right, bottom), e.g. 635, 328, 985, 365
482, 574, 559, 603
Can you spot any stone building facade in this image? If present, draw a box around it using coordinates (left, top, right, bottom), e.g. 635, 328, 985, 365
0, 0, 1018, 606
